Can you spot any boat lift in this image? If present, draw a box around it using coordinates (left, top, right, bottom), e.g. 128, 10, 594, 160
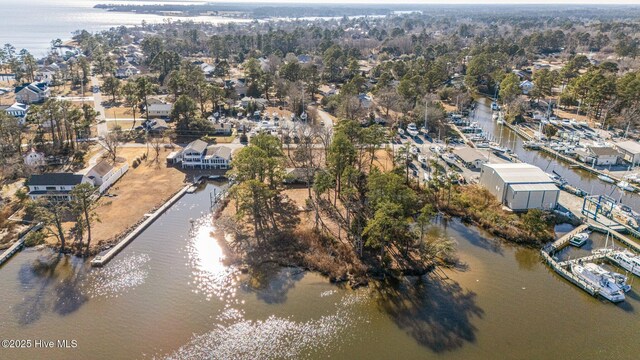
582, 194, 616, 221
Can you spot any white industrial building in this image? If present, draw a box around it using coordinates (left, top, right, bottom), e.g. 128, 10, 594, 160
615, 141, 640, 166
479, 163, 559, 211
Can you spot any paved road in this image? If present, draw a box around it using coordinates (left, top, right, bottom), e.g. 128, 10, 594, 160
91, 76, 107, 137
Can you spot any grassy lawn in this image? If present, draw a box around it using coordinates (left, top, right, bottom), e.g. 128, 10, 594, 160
107, 120, 137, 131
103, 106, 136, 119
79, 147, 188, 248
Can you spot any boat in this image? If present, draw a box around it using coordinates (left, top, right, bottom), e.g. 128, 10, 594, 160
523, 141, 543, 149
607, 250, 640, 277
397, 128, 405, 136
598, 174, 615, 184
491, 102, 499, 111
617, 180, 635, 192
571, 263, 625, 303
496, 118, 504, 125
492, 113, 499, 120
584, 263, 631, 293
489, 143, 507, 153
406, 123, 419, 137
569, 232, 589, 247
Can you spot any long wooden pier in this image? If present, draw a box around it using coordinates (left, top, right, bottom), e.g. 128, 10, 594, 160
91, 184, 191, 267
0, 239, 25, 266
0, 223, 43, 267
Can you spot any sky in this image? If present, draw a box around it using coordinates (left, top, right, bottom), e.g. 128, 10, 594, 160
193, 0, 640, 4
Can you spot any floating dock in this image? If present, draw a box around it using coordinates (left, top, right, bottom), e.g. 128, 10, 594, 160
541, 222, 640, 300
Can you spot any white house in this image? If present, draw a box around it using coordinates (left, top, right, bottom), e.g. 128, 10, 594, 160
146, 103, 173, 118
0, 102, 29, 124
178, 139, 232, 169
26, 173, 91, 201
15, 82, 50, 104
85, 161, 116, 186
36, 64, 60, 85
115, 65, 140, 79
23, 148, 45, 167
519, 80, 535, 95
0, 73, 16, 82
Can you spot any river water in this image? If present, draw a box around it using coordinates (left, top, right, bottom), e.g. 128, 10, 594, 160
1, 0, 248, 56
470, 98, 640, 209
1, 182, 640, 359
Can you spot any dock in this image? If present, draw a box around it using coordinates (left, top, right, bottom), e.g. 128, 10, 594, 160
0, 223, 43, 267
541, 224, 601, 297
503, 121, 640, 192
91, 184, 191, 267
0, 239, 25, 267
541, 221, 640, 299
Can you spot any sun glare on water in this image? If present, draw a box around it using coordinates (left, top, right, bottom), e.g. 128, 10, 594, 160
187, 217, 239, 302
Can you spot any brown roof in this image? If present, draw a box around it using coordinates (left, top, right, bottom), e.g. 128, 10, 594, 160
89, 161, 114, 177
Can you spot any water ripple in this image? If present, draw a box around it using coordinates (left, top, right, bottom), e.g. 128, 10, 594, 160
84, 253, 150, 298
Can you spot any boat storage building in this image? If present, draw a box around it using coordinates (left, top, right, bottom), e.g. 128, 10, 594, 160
479, 163, 559, 211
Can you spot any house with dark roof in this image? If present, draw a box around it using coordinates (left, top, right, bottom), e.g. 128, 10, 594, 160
26, 173, 91, 201
178, 140, 232, 169
0, 102, 29, 124
15, 82, 50, 104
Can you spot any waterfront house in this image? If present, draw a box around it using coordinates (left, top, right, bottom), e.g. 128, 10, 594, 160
576, 146, 619, 166
614, 140, 640, 166
26, 173, 91, 201
479, 163, 559, 211
178, 139, 232, 169
15, 82, 50, 104
23, 148, 45, 167
146, 102, 173, 118
0, 102, 29, 124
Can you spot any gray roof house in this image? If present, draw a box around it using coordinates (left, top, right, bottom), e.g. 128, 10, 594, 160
179, 140, 232, 169
26, 173, 91, 201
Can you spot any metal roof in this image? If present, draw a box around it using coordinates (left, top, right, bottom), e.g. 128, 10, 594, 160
482, 163, 552, 184
26, 173, 85, 186
508, 183, 559, 192
615, 140, 640, 155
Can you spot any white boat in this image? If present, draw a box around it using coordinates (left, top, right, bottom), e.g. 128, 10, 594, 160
607, 250, 640, 277
569, 232, 589, 247
584, 263, 631, 293
598, 174, 615, 184
617, 181, 635, 192
492, 113, 499, 120
407, 123, 419, 137
397, 128, 405, 136
489, 143, 507, 153
491, 102, 499, 111
571, 263, 625, 303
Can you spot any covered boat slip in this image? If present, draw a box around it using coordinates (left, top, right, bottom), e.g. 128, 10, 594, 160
506, 183, 560, 211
